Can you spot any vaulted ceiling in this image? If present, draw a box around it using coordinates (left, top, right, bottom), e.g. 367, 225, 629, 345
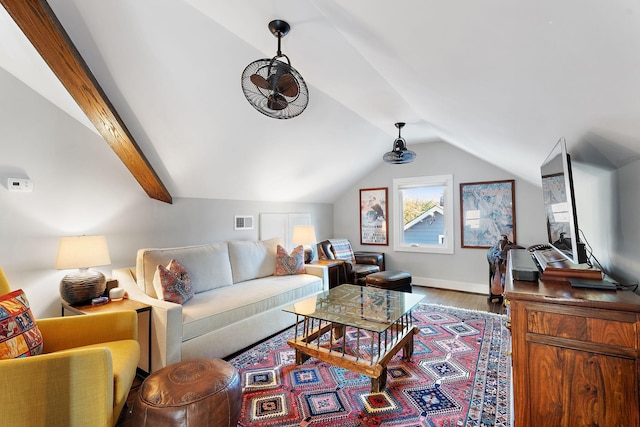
2, 0, 640, 204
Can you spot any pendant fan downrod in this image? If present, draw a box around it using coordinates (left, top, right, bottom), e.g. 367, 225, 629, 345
269, 20, 290, 60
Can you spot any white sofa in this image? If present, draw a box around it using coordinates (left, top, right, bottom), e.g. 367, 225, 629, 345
113, 238, 327, 372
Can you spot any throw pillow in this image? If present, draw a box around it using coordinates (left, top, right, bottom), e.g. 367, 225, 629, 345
153, 259, 194, 304
0, 289, 44, 359
275, 245, 305, 276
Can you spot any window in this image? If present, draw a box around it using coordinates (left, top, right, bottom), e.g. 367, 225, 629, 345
392, 175, 454, 254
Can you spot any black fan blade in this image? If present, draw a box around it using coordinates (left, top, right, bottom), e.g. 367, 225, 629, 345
250, 74, 270, 89
267, 93, 288, 110
276, 74, 299, 97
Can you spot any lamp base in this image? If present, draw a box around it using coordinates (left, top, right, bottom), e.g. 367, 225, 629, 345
59, 269, 106, 305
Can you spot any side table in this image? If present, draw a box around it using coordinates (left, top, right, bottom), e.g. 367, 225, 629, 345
310, 259, 346, 289
61, 298, 152, 376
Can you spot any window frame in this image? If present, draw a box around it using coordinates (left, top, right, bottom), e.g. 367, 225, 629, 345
392, 174, 455, 254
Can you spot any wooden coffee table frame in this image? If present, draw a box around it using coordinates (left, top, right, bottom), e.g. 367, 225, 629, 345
288, 310, 419, 392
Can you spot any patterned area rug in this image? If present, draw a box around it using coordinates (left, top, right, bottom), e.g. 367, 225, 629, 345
228, 303, 511, 426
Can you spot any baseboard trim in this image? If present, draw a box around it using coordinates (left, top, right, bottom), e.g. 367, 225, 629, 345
412, 276, 489, 295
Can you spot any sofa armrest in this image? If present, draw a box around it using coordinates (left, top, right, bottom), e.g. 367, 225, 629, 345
303, 264, 329, 290
0, 347, 114, 426
113, 267, 183, 372
38, 311, 137, 353
354, 251, 385, 270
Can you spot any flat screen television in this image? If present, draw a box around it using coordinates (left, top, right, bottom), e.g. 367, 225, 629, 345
540, 138, 588, 265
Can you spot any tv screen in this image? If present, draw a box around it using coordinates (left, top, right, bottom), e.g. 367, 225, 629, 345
540, 138, 587, 264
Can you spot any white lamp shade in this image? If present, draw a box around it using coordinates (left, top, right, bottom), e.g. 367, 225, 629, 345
55, 235, 111, 270
292, 225, 317, 245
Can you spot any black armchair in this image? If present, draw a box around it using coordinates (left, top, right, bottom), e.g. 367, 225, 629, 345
317, 239, 385, 285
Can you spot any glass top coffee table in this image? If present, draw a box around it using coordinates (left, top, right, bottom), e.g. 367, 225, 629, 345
283, 284, 424, 392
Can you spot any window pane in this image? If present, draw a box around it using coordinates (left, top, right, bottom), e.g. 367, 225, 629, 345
393, 175, 454, 254
401, 185, 445, 245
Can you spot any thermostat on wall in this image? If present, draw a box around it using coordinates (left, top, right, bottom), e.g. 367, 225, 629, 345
7, 178, 33, 192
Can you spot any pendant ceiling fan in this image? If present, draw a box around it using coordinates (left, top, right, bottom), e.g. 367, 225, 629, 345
241, 20, 309, 119
383, 122, 416, 164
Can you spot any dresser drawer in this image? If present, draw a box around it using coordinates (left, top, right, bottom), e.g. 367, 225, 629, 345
527, 305, 638, 350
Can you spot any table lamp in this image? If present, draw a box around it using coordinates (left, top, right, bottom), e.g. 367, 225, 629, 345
55, 235, 111, 305
292, 225, 317, 264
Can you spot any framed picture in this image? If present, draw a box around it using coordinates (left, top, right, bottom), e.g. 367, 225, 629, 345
460, 180, 516, 248
360, 187, 388, 245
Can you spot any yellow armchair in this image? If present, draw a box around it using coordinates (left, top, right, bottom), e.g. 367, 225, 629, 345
0, 268, 140, 427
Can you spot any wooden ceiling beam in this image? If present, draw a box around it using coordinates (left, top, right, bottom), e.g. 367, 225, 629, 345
1, 0, 172, 203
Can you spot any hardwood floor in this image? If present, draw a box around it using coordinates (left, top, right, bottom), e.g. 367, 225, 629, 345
412, 285, 507, 315
115, 286, 505, 426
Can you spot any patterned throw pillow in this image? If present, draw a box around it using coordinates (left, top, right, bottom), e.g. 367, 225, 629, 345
0, 289, 44, 359
275, 245, 305, 276
153, 259, 194, 304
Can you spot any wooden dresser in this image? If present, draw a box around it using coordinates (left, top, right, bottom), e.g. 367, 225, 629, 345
505, 254, 640, 427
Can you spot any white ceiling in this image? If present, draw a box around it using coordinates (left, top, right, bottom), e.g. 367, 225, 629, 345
3, 0, 640, 203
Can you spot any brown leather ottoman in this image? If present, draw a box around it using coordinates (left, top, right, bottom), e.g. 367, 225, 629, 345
132, 358, 241, 426
365, 270, 412, 293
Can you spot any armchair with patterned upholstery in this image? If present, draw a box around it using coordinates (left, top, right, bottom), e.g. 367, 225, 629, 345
0, 267, 140, 427
317, 239, 385, 285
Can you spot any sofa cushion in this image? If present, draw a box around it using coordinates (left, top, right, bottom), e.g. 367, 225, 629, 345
228, 238, 280, 283
181, 274, 322, 342
153, 259, 194, 304
137, 243, 233, 298
275, 245, 305, 276
0, 289, 43, 359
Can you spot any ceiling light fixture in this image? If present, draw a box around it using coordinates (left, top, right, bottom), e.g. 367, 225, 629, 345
383, 122, 416, 164
241, 20, 309, 119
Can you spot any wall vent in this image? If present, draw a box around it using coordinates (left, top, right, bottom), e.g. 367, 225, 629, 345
234, 215, 254, 230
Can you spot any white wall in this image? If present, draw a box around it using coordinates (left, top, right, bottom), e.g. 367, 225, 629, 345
547, 159, 638, 291
571, 163, 617, 271
0, 68, 332, 318
333, 141, 548, 294
613, 159, 640, 284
